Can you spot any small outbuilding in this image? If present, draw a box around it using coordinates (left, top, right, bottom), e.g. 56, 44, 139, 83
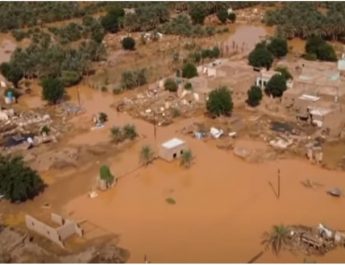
159, 138, 187, 162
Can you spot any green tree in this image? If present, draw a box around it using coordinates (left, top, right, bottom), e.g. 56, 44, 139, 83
140, 145, 155, 166
182, 62, 198, 79
275, 66, 293, 80
0, 63, 24, 88
184, 82, 193, 90
248, 46, 274, 69
61, 70, 81, 87
101, 8, 121, 33
267, 37, 288, 58
110, 126, 124, 143
262, 225, 290, 255
180, 149, 193, 168
305, 35, 324, 55
317, 43, 337, 61
122, 36, 136, 50
99, 165, 115, 188
41, 77, 65, 104
40, 125, 50, 135
0, 155, 45, 202
189, 5, 207, 25
123, 124, 138, 140
246, 85, 263, 107
164, 78, 178, 92
265, 74, 287, 98
206, 86, 233, 117
228, 12, 236, 23
99, 112, 108, 123
217, 8, 228, 24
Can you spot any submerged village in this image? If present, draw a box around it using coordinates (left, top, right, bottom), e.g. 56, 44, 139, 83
1, 1, 345, 263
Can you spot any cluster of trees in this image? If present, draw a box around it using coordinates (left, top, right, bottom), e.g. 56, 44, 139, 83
188, 46, 220, 64
0, 36, 105, 90
264, 2, 345, 41
217, 9, 236, 24
304, 36, 337, 61
41, 77, 65, 104
248, 37, 288, 69
0, 155, 45, 202
101, 7, 124, 33
0, 2, 98, 32
188, 2, 241, 25
124, 4, 169, 32
206, 86, 233, 117
159, 15, 215, 38
121, 68, 147, 90
246, 66, 292, 107
110, 124, 138, 144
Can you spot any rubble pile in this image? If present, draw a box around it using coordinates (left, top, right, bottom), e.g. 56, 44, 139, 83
115, 86, 203, 126
0, 108, 59, 152
286, 224, 345, 256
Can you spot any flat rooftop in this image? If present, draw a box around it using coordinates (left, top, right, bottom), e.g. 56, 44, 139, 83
162, 138, 185, 149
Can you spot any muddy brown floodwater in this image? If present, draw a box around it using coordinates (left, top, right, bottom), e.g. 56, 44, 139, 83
2, 25, 345, 263
62, 86, 345, 263
226, 25, 268, 54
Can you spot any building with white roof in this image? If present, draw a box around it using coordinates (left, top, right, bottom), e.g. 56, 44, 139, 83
159, 138, 187, 161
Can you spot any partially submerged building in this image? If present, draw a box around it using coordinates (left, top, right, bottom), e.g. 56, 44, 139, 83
159, 138, 187, 161
25, 213, 83, 248
279, 60, 345, 137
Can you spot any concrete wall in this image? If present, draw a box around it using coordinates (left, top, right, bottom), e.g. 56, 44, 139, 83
159, 143, 187, 162
25, 215, 64, 248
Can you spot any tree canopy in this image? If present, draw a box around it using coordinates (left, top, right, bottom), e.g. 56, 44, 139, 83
207, 86, 233, 117
164, 78, 178, 92
217, 8, 228, 24
265, 74, 287, 98
189, 4, 207, 25
41, 77, 65, 104
99, 165, 115, 187
122, 37, 136, 50
248, 44, 274, 69
305, 36, 337, 61
267, 37, 288, 58
246, 85, 263, 107
264, 2, 345, 41
0, 62, 23, 88
182, 62, 198, 79
0, 155, 45, 202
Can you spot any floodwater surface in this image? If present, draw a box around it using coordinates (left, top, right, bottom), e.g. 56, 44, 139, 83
63, 88, 345, 263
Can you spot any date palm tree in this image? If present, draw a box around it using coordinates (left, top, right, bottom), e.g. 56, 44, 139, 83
180, 149, 193, 168
140, 145, 155, 166
261, 225, 290, 255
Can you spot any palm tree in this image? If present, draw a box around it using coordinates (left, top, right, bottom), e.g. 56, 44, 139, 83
140, 145, 155, 166
261, 225, 290, 255
180, 149, 193, 168
110, 126, 123, 143
123, 124, 138, 140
